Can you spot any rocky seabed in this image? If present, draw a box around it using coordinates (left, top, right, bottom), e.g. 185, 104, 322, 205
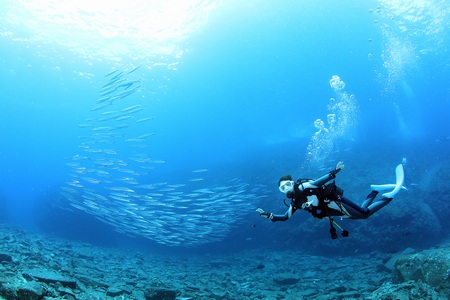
0, 225, 448, 300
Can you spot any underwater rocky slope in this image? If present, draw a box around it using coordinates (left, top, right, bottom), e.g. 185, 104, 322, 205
0, 224, 448, 299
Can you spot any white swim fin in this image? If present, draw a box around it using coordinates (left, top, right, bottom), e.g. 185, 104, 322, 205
381, 164, 405, 198
371, 184, 407, 192
371, 184, 397, 192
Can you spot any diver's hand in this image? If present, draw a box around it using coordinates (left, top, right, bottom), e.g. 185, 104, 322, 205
256, 208, 272, 219
330, 161, 344, 177
336, 161, 344, 171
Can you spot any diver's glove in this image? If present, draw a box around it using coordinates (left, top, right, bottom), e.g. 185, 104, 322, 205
256, 208, 273, 219
330, 161, 344, 177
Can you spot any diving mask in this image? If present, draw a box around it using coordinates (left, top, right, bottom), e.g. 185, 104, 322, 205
279, 180, 294, 194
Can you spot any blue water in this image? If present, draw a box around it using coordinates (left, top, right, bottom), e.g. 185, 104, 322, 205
1, 0, 449, 255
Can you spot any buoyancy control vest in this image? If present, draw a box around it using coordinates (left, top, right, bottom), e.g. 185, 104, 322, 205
290, 178, 344, 219
289, 178, 349, 239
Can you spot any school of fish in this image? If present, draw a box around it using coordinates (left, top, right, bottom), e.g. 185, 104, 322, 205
62, 67, 269, 247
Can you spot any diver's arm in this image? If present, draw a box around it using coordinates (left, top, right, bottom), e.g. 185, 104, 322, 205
256, 205, 297, 222
310, 172, 337, 187
310, 161, 344, 187
271, 205, 296, 222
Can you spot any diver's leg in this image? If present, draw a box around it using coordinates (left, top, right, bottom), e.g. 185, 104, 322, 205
361, 190, 378, 208
366, 197, 393, 215
338, 196, 370, 216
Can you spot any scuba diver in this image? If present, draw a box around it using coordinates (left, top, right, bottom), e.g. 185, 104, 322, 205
256, 161, 405, 239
